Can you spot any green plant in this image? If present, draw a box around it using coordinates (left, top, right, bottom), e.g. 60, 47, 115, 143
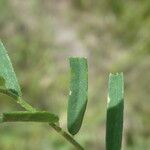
106, 73, 124, 150
0, 41, 124, 150
67, 57, 88, 135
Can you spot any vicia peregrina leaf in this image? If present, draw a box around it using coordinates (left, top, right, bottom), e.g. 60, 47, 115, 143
0, 111, 59, 123
0, 41, 21, 97
67, 57, 88, 135
106, 73, 124, 150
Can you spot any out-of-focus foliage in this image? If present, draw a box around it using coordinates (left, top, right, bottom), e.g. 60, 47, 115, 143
0, 0, 149, 150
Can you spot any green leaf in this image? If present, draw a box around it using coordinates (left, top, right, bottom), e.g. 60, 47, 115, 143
106, 73, 124, 150
67, 57, 88, 135
0, 111, 59, 123
0, 41, 21, 97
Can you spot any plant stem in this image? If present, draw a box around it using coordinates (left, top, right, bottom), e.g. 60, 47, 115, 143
49, 123, 84, 150
17, 97, 36, 112
0, 90, 84, 150
20, 97, 84, 150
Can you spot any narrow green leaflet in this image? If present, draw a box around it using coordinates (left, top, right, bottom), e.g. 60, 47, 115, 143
0, 111, 59, 123
67, 57, 88, 135
0, 41, 21, 97
106, 73, 124, 150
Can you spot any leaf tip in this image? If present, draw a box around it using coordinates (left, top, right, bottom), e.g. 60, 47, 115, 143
69, 57, 87, 61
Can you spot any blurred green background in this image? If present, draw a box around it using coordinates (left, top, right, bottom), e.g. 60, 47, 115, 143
0, 0, 150, 149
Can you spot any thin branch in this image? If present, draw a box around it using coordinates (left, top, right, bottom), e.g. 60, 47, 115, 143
0, 90, 84, 150
50, 123, 84, 150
